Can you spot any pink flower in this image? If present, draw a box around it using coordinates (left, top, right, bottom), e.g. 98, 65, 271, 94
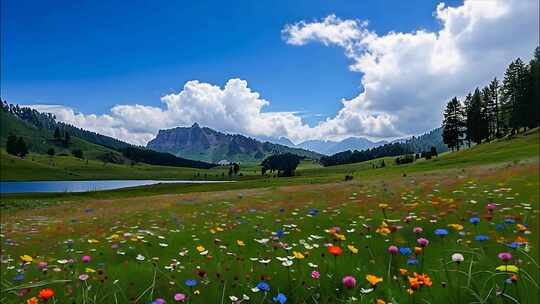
413, 227, 423, 234
417, 238, 429, 247
311, 271, 320, 279
174, 293, 186, 302
79, 274, 89, 281
342, 275, 357, 289
486, 203, 496, 211
37, 261, 48, 269
387, 245, 398, 254
498, 252, 512, 262
81, 255, 91, 263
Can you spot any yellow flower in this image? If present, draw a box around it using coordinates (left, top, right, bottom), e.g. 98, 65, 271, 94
378, 203, 388, 209
293, 251, 305, 259
85, 267, 96, 273
347, 244, 359, 254
236, 240, 246, 247
366, 274, 383, 286
110, 234, 120, 240
496, 265, 519, 273
448, 223, 464, 231
20, 255, 33, 263
26, 296, 39, 304
194, 290, 200, 295
376, 222, 392, 236
334, 233, 346, 241
516, 224, 528, 232
87, 239, 100, 244
196, 245, 206, 252
209, 229, 216, 234
216, 227, 224, 232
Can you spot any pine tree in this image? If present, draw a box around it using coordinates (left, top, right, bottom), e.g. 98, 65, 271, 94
501, 58, 528, 133
463, 92, 473, 147
525, 47, 540, 128
466, 88, 488, 144
15, 137, 28, 157
443, 97, 465, 151
6, 135, 18, 156
488, 78, 501, 137
64, 131, 71, 147
54, 127, 61, 139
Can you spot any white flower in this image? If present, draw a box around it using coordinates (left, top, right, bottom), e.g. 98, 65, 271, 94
254, 238, 270, 244
451, 253, 464, 263
282, 260, 293, 267
360, 288, 373, 294
159, 243, 168, 247
229, 296, 239, 301
242, 294, 250, 300
136, 254, 145, 261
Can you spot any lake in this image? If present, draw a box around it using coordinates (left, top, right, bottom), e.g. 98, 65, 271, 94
0, 180, 232, 194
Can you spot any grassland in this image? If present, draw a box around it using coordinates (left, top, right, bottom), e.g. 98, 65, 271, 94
0, 130, 538, 304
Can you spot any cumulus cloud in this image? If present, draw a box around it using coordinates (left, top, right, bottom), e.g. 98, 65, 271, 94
32, 0, 538, 145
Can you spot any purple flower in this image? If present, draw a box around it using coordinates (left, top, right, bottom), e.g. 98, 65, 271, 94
417, 238, 429, 247
498, 252, 512, 262
387, 245, 398, 254
342, 275, 357, 289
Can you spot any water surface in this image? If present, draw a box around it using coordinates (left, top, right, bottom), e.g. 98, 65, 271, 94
0, 180, 231, 194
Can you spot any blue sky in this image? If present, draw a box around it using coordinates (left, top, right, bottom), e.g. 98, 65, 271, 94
2, 0, 536, 144
2, 0, 460, 124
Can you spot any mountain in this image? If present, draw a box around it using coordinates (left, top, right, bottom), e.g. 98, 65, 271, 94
297, 137, 388, 155
146, 123, 322, 163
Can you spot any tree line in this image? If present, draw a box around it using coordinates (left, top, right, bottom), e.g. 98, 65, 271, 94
443, 47, 539, 150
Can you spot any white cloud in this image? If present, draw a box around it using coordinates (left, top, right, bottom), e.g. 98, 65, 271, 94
31, 0, 538, 145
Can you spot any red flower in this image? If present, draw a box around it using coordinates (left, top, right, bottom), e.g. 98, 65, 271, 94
38, 288, 55, 300
328, 245, 343, 256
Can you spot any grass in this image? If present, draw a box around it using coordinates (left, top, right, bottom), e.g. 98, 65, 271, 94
0, 130, 538, 303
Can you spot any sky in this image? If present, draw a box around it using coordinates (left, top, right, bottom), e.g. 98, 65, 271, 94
1, 0, 538, 145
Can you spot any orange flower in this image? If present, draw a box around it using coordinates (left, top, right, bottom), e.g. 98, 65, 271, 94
38, 288, 54, 300
399, 268, 408, 275
366, 274, 383, 286
408, 273, 432, 290
414, 247, 422, 254
26, 297, 39, 304
328, 245, 343, 256
376, 299, 386, 304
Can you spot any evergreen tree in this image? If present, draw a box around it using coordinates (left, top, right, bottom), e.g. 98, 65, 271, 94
442, 97, 465, 151
466, 88, 488, 144
463, 92, 473, 147
64, 131, 71, 147
525, 47, 540, 128
54, 127, 61, 139
15, 137, 28, 157
6, 135, 18, 156
501, 58, 528, 133
488, 78, 501, 137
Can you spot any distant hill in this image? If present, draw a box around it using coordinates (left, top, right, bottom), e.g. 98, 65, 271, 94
320, 127, 448, 166
1, 102, 216, 169
147, 123, 322, 163
297, 137, 388, 155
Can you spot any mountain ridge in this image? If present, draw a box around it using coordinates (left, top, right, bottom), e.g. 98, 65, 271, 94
147, 123, 322, 163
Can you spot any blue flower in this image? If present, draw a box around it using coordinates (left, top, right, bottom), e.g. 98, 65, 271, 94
475, 235, 489, 241
279, 208, 285, 213
504, 218, 515, 224
399, 247, 412, 256
507, 242, 524, 249
13, 273, 24, 281
273, 293, 287, 304
407, 258, 418, 265
256, 281, 270, 292
308, 208, 318, 216
470, 217, 480, 224
495, 224, 505, 230
185, 279, 198, 287
276, 229, 285, 238
434, 229, 449, 236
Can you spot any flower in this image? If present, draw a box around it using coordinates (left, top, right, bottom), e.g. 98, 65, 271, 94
434, 229, 448, 236
174, 293, 187, 302
470, 217, 480, 224
342, 276, 357, 289
293, 251, 305, 259
38, 288, 55, 300
475, 235, 489, 241
328, 245, 343, 256
448, 224, 464, 231
408, 273, 432, 290
311, 271, 320, 279
387, 245, 398, 254
136, 254, 145, 261
196, 245, 205, 252
485, 203, 496, 211
256, 281, 270, 292
79, 274, 89, 281
273, 293, 287, 304
185, 279, 198, 287
26, 297, 39, 304
347, 244, 359, 254
81, 255, 91, 263
37, 261, 48, 269
20, 255, 33, 263
451, 253, 464, 263
417, 238, 429, 247
498, 252, 512, 262
152, 299, 166, 304
366, 274, 383, 286
413, 227, 423, 234
378, 203, 388, 209
237, 240, 245, 247
399, 247, 412, 256
496, 265, 519, 273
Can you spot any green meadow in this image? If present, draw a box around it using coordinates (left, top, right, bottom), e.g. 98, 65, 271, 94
0, 130, 539, 304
